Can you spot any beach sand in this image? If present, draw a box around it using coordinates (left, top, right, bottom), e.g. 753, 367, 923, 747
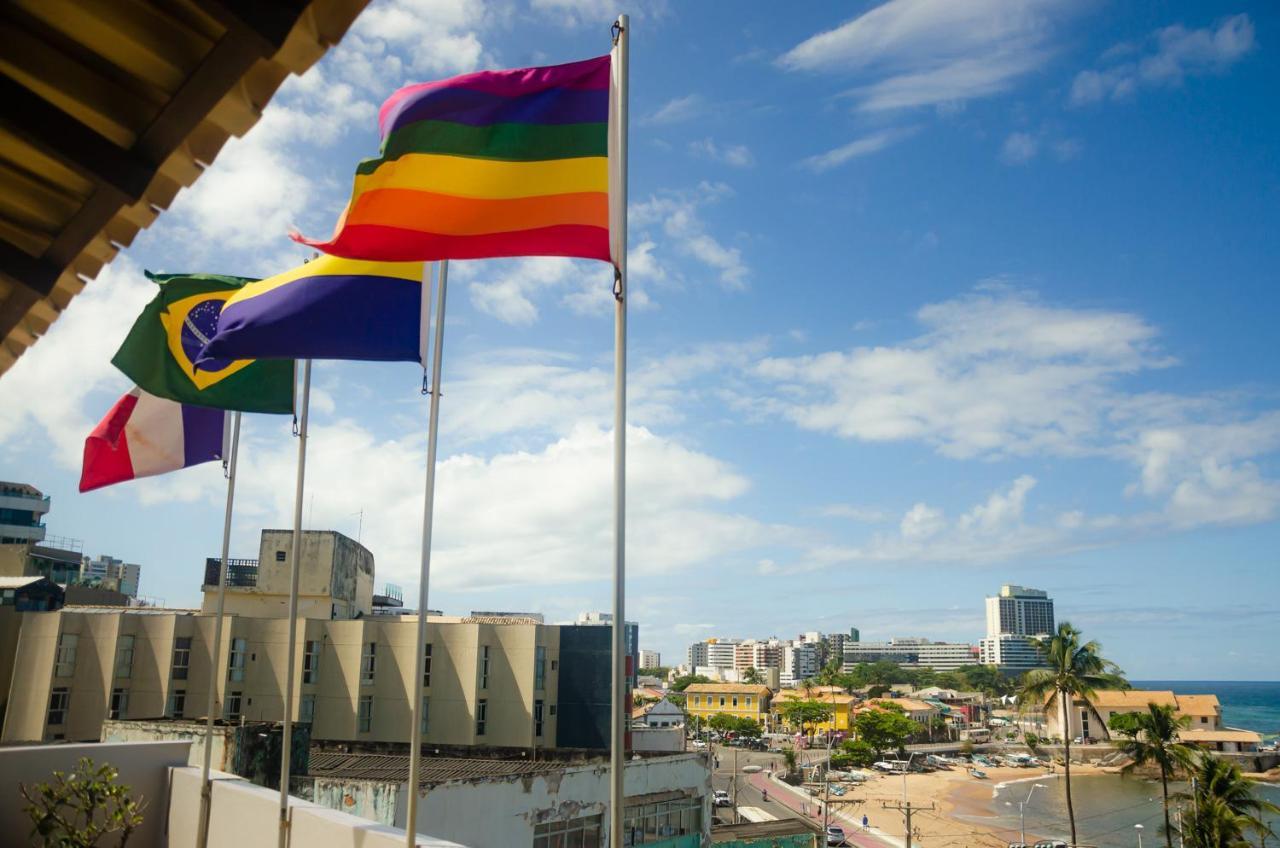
820, 763, 1110, 848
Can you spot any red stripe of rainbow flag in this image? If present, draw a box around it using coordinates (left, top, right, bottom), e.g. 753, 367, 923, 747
294, 55, 611, 263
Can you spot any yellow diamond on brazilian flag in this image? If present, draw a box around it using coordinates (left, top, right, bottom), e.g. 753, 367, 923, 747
112, 272, 295, 414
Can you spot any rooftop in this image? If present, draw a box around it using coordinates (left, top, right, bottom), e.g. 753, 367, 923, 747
684, 683, 773, 696
307, 751, 565, 787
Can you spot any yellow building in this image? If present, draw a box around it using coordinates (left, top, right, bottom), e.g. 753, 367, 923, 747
772, 688, 858, 734
684, 683, 772, 726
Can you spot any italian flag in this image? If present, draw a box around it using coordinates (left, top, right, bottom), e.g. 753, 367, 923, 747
80, 387, 226, 492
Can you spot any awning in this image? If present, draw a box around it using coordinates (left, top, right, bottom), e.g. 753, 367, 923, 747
0, 0, 370, 376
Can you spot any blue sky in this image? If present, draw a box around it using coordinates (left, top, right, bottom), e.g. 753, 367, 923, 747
2, 0, 1277, 680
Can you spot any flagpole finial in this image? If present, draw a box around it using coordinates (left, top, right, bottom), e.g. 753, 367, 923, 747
612, 20, 624, 45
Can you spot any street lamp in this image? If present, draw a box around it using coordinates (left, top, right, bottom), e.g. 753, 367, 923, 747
1135, 823, 1144, 848
1007, 783, 1047, 844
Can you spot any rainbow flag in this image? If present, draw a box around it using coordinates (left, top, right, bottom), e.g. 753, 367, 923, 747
197, 255, 427, 363
293, 55, 613, 263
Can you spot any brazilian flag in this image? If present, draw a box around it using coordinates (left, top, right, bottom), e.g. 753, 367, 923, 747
112, 272, 295, 414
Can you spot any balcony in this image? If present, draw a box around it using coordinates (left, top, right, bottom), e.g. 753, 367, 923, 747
204, 558, 260, 589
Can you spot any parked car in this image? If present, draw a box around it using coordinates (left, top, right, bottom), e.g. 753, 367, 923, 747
826, 825, 847, 846
713, 790, 731, 808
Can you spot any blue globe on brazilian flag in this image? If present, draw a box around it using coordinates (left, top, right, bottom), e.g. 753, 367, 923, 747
112, 272, 295, 414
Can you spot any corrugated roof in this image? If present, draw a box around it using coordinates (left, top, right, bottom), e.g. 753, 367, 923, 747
307, 751, 564, 786
0, 0, 371, 375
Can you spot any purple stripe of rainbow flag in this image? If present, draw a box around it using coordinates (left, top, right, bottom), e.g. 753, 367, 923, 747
293, 55, 611, 263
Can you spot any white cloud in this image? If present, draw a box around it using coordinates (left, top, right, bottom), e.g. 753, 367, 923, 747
821, 504, 890, 523
631, 183, 748, 289
644, 94, 706, 125
780, 0, 1075, 111
689, 138, 755, 168
0, 257, 152, 467
801, 127, 916, 172
1070, 14, 1255, 105
1000, 132, 1039, 165
464, 257, 648, 326
352, 0, 489, 76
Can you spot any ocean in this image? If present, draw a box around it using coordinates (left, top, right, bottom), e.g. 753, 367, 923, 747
975, 680, 1280, 846
1132, 680, 1280, 742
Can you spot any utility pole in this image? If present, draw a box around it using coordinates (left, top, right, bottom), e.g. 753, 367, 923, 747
732, 745, 738, 824
882, 799, 934, 848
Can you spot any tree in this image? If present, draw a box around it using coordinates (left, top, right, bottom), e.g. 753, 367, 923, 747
1114, 703, 1196, 848
778, 699, 833, 740
852, 702, 917, 758
1018, 622, 1123, 848
742, 666, 763, 685
831, 739, 877, 770
707, 713, 761, 738
1178, 751, 1280, 848
21, 757, 146, 847
638, 665, 670, 678
670, 674, 711, 692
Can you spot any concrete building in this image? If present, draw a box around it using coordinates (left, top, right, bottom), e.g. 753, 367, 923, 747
82, 554, 142, 597
202, 530, 374, 621
576, 611, 639, 690
985, 584, 1055, 638
640, 649, 661, 669
733, 638, 782, 673
978, 633, 1046, 671
0, 575, 64, 611
772, 688, 857, 735
297, 749, 709, 848
779, 641, 820, 688
686, 640, 709, 668
702, 638, 741, 671
842, 638, 979, 671
1043, 690, 1261, 752
0, 603, 627, 751
0, 481, 49, 545
849, 626, 860, 643
683, 683, 772, 727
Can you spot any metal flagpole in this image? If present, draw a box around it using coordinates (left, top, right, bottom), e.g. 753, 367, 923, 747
278, 359, 311, 848
609, 14, 629, 848
404, 260, 449, 847
196, 411, 241, 848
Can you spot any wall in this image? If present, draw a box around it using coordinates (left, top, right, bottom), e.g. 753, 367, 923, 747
632, 725, 685, 753
169, 766, 466, 848
101, 718, 233, 770
393, 753, 711, 848
0, 740, 189, 847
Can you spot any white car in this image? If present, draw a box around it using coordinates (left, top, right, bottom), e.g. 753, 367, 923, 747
713, 790, 731, 808
826, 825, 847, 846
692, 739, 707, 749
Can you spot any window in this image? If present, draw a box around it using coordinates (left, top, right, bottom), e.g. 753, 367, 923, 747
228, 637, 247, 682
476, 699, 487, 736
479, 645, 490, 689
48, 688, 70, 725
420, 696, 430, 735
732, 697, 738, 707
422, 643, 432, 687
358, 695, 374, 732
549, 704, 556, 716
534, 699, 544, 737
54, 633, 77, 677
114, 635, 134, 679
534, 645, 546, 692
745, 696, 752, 706
361, 642, 377, 684
533, 814, 602, 848
303, 640, 320, 684
167, 689, 186, 719
109, 687, 129, 719
719, 697, 725, 707
225, 691, 242, 721
275, 550, 286, 562
550, 659, 558, 671
172, 637, 192, 680
299, 694, 316, 724
623, 796, 701, 845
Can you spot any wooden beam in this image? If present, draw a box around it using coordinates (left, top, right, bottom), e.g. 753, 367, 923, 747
0, 76, 153, 202
199, 0, 311, 57
0, 239, 60, 297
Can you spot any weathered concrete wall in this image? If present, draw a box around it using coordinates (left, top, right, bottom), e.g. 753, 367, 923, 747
102, 718, 232, 770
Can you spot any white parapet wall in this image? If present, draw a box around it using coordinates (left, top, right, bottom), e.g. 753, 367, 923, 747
0, 740, 191, 847
169, 766, 469, 848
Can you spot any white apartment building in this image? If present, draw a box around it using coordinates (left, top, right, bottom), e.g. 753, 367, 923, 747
779, 641, 820, 687
842, 638, 979, 671
734, 638, 782, 672
704, 639, 740, 670
639, 650, 661, 669
985, 584, 1055, 638
83, 555, 142, 598
979, 634, 1047, 671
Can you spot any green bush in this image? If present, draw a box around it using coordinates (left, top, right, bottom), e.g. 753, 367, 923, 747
21, 757, 146, 847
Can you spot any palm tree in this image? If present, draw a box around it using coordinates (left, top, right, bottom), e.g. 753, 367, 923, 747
1179, 752, 1280, 847
1115, 703, 1196, 848
1018, 622, 1123, 847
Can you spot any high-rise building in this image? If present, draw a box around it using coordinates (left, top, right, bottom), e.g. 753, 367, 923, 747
842, 638, 979, 672
979, 634, 1047, 672
704, 639, 740, 670
686, 641, 709, 668
849, 626, 860, 643
83, 555, 142, 598
985, 584, 1055, 638
779, 642, 820, 687
639, 650, 661, 670
0, 481, 49, 545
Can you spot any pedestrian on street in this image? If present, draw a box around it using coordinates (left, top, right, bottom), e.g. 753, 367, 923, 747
862, 814, 869, 830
